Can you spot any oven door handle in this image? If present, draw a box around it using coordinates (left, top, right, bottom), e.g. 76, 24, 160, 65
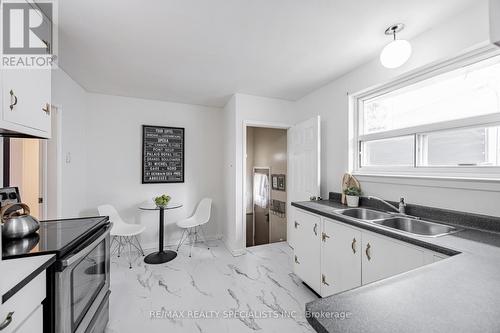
61, 228, 110, 268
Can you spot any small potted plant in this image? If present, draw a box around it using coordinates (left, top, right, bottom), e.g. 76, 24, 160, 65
344, 187, 362, 207
154, 194, 171, 208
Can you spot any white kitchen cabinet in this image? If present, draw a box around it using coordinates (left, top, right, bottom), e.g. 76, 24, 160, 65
293, 208, 322, 293
490, 0, 500, 47
361, 231, 425, 285
11, 305, 43, 333
0, 271, 45, 333
0, 68, 51, 138
320, 218, 362, 297
292, 208, 451, 297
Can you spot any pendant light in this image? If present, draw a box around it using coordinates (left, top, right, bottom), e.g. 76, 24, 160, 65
380, 23, 412, 69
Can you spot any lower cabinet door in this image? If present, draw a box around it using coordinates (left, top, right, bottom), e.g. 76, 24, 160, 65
321, 219, 362, 297
12, 305, 43, 333
293, 209, 321, 293
362, 231, 425, 285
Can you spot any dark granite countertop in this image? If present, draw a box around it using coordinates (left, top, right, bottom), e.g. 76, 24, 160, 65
292, 200, 500, 333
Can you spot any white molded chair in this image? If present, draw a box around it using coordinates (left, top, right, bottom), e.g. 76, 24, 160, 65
176, 198, 212, 257
98, 204, 145, 268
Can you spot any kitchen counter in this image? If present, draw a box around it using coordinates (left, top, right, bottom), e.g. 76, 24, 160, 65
0, 254, 55, 304
292, 200, 500, 333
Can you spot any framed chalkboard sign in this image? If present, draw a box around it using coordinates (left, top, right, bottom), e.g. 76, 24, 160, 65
142, 125, 185, 183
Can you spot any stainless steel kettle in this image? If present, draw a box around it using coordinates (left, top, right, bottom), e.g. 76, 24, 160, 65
1, 203, 40, 239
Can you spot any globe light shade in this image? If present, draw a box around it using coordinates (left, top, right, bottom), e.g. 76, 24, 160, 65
380, 39, 412, 69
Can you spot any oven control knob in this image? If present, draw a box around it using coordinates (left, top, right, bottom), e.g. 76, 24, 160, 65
0, 193, 7, 200
8, 192, 17, 200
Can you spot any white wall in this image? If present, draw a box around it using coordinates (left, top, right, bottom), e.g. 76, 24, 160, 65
84, 93, 224, 249
222, 95, 237, 251
51, 69, 89, 218
47, 0, 499, 255
294, 2, 500, 216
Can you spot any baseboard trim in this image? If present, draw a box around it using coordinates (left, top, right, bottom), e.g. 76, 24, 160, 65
221, 238, 247, 257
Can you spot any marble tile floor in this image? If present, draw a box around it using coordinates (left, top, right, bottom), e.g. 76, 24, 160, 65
105, 240, 318, 333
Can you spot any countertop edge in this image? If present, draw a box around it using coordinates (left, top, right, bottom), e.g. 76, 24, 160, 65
2, 254, 56, 304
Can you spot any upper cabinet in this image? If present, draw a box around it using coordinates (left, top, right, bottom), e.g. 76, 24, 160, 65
1, 68, 51, 138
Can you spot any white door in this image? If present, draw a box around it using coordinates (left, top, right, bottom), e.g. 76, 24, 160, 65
287, 116, 320, 248
362, 231, 425, 285
321, 219, 362, 297
293, 209, 321, 294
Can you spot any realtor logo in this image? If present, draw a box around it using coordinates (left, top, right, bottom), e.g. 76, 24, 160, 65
1, 0, 57, 68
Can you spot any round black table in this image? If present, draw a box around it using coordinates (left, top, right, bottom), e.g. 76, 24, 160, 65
139, 202, 183, 264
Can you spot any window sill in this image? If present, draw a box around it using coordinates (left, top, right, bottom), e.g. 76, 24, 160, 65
351, 172, 500, 192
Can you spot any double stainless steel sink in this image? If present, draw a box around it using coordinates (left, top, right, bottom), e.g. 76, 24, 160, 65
334, 208, 459, 237
335, 208, 391, 221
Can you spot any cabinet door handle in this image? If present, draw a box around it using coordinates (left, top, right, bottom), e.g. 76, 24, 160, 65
0, 312, 14, 330
9, 90, 18, 111
321, 232, 330, 242
313, 223, 318, 236
351, 238, 357, 254
365, 243, 371, 261
294, 221, 300, 229
294, 255, 300, 264
42, 103, 50, 115
322, 274, 330, 286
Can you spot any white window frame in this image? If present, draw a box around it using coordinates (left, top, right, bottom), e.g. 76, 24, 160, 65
349, 45, 500, 182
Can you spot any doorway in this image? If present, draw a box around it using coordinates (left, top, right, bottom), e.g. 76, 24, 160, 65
1, 105, 61, 220
246, 126, 287, 247
3, 138, 44, 219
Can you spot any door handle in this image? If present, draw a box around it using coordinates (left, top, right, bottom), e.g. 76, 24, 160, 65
294, 255, 300, 264
9, 90, 18, 111
365, 243, 371, 261
351, 238, 357, 254
321, 274, 330, 286
321, 232, 330, 242
294, 221, 300, 229
313, 223, 318, 236
61, 227, 110, 267
42, 103, 50, 115
0, 312, 14, 330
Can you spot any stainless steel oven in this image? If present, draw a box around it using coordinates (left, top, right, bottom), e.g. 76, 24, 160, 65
54, 225, 111, 333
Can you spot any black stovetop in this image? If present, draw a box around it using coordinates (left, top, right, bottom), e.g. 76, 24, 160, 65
2, 216, 109, 260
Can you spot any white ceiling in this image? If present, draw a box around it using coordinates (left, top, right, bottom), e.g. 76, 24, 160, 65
58, 0, 477, 107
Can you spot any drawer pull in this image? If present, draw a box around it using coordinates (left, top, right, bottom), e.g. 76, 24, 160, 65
322, 274, 330, 286
365, 243, 371, 261
9, 90, 18, 111
0, 312, 14, 330
351, 238, 357, 254
313, 223, 318, 236
294, 255, 300, 264
42, 103, 50, 115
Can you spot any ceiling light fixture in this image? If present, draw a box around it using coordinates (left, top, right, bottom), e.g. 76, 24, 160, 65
380, 23, 412, 69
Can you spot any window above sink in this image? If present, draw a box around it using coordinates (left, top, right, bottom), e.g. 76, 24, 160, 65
350, 47, 500, 182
